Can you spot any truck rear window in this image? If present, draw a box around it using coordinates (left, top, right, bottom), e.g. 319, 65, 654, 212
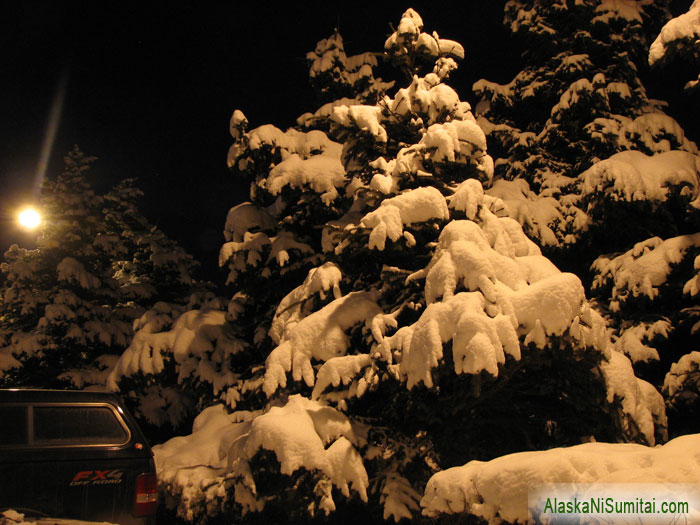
0, 406, 28, 445
34, 406, 129, 446
0, 404, 130, 447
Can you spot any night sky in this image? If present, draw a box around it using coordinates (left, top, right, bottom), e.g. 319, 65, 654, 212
1, 1, 696, 288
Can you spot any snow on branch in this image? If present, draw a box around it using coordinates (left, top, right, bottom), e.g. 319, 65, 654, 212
108, 307, 245, 397
229, 395, 368, 514
265, 153, 345, 205
649, 0, 700, 90
385, 9, 465, 63
223, 203, 275, 243
592, 233, 700, 311
580, 150, 700, 206
56, 257, 101, 289
360, 187, 449, 250
263, 291, 390, 397
269, 262, 343, 344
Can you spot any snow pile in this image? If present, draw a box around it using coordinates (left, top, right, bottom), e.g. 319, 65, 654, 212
421, 433, 700, 524
0, 510, 35, 525
591, 233, 700, 311
154, 404, 244, 521
0, 509, 117, 525
579, 150, 700, 207
229, 395, 368, 515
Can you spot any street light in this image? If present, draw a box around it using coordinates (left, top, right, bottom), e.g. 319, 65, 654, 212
18, 207, 42, 231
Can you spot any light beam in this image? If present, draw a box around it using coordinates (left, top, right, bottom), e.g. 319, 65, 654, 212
34, 66, 70, 194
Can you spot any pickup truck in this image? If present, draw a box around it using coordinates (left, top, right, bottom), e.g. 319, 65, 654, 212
0, 390, 157, 525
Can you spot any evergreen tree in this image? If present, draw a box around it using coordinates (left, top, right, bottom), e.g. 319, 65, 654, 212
474, 0, 696, 261
474, 0, 700, 438
0, 147, 203, 398
111, 10, 667, 522
644, 1, 700, 436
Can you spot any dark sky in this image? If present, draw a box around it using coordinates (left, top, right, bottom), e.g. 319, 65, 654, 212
1, 1, 696, 288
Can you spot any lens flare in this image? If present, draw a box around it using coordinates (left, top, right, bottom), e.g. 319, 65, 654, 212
34, 66, 69, 195
18, 207, 42, 230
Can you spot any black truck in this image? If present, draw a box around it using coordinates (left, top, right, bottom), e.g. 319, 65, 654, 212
0, 389, 157, 525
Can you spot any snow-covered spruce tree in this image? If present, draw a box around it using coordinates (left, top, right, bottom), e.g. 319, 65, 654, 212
0, 147, 133, 388
474, 0, 700, 439
583, 151, 700, 393
126, 9, 668, 523
641, 2, 700, 436
104, 177, 202, 308
474, 0, 698, 267
108, 32, 392, 469
0, 147, 202, 403
100, 177, 218, 440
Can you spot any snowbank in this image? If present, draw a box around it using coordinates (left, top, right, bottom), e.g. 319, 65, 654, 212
422, 434, 700, 524
154, 404, 244, 521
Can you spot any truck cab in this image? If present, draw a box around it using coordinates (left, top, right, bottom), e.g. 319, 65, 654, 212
0, 389, 157, 525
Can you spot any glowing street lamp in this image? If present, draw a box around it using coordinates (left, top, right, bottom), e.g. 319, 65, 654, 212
18, 207, 42, 231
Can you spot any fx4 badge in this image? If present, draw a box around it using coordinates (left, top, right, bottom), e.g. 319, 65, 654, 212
70, 470, 124, 486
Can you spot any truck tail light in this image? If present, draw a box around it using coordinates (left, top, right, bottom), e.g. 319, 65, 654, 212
133, 472, 158, 516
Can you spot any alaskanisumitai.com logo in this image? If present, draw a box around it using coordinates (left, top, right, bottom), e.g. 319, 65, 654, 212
529, 483, 700, 524
542, 496, 684, 515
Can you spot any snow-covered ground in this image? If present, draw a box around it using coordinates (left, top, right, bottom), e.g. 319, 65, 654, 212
422, 434, 700, 523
